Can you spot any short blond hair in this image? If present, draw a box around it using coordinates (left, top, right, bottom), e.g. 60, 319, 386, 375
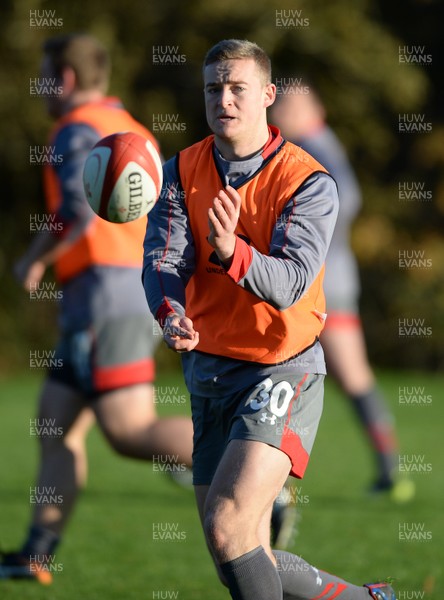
203, 39, 272, 84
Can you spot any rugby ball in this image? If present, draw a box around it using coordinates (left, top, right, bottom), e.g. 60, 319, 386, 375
83, 131, 163, 223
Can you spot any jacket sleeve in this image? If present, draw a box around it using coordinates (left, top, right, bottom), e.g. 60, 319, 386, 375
225, 172, 339, 310
142, 156, 195, 324
51, 123, 100, 236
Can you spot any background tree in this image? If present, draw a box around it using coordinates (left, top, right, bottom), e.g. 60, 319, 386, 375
0, 0, 442, 372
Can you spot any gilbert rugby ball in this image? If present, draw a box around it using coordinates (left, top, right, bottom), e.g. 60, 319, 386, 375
83, 131, 163, 223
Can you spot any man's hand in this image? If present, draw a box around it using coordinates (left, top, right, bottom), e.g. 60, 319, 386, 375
163, 314, 199, 353
14, 257, 46, 292
208, 185, 241, 265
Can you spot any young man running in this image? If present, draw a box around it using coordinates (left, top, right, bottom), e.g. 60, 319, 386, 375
1, 33, 193, 585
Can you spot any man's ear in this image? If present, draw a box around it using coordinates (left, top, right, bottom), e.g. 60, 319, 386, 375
264, 82, 276, 108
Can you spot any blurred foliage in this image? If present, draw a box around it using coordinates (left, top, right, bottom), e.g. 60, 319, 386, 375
0, 0, 442, 372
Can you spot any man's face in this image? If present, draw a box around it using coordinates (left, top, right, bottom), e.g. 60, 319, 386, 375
204, 58, 275, 146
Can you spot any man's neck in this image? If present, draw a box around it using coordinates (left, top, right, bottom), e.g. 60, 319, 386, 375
214, 129, 270, 161
61, 90, 105, 116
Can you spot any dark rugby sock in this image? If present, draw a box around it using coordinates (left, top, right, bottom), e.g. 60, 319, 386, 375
220, 546, 283, 600
274, 551, 371, 600
21, 525, 60, 562
350, 387, 398, 483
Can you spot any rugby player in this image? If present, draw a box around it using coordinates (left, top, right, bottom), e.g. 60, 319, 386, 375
1, 33, 193, 584
143, 38, 397, 600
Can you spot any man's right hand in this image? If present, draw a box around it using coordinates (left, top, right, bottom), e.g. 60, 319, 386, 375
163, 314, 199, 353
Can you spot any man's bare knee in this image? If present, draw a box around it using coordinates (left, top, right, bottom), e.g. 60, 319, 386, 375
103, 430, 136, 457
204, 499, 243, 561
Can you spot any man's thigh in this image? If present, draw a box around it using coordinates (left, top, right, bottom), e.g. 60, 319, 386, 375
208, 439, 291, 513
92, 382, 155, 440
204, 439, 290, 562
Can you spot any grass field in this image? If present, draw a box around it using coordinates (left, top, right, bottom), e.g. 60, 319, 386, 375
0, 369, 442, 599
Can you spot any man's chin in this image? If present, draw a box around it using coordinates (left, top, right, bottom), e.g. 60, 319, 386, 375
211, 124, 239, 142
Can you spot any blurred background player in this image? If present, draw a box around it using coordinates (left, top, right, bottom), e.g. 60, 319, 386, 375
270, 84, 414, 500
0, 33, 193, 584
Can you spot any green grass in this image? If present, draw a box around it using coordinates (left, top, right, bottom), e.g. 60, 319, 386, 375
0, 369, 443, 598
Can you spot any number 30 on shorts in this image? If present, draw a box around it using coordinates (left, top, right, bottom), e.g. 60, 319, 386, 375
246, 378, 295, 417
